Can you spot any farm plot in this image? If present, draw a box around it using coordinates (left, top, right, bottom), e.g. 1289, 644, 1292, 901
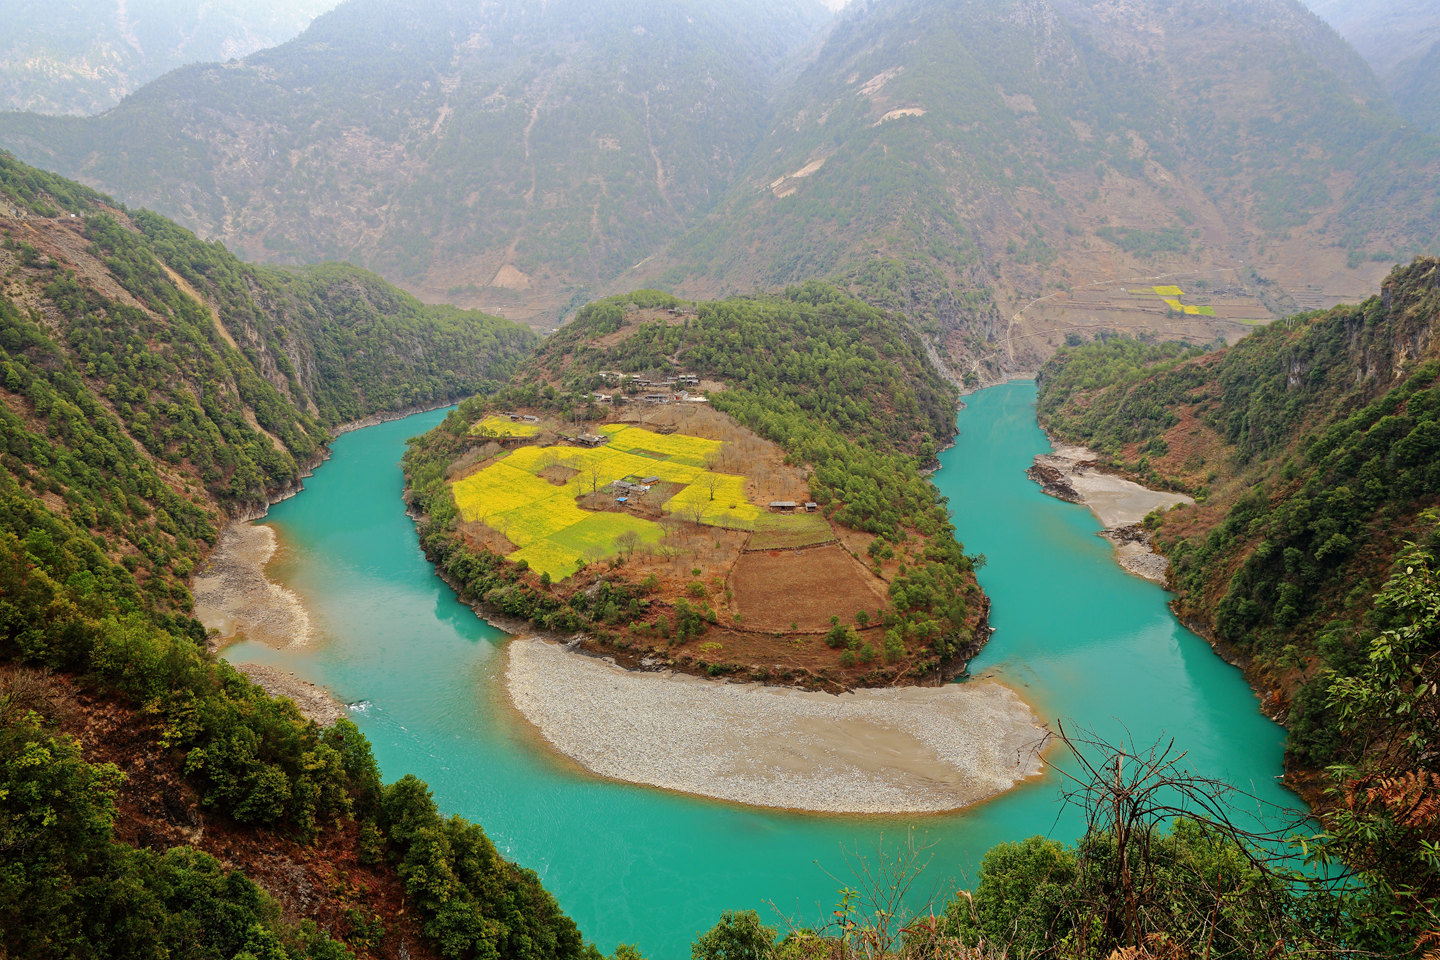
1151, 286, 1215, 316
663, 472, 763, 530
600, 424, 721, 466
450, 425, 769, 579
731, 544, 889, 632
470, 415, 540, 438
748, 512, 834, 550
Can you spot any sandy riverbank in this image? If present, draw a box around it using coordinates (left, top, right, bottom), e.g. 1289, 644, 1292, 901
194, 522, 312, 649
505, 638, 1047, 814
1028, 442, 1193, 583
193, 521, 348, 725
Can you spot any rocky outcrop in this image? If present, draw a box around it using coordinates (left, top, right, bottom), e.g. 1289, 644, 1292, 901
1026, 461, 1083, 503
1099, 523, 1170, 585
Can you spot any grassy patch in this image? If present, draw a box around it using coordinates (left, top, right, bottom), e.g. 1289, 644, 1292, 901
748, 513, 835, 550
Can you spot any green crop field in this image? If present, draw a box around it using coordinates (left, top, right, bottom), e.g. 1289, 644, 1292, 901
747, 512, 835, 550
450, 425, 770, 579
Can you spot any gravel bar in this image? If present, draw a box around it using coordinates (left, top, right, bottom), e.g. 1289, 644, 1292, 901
506, 638, 1048, 814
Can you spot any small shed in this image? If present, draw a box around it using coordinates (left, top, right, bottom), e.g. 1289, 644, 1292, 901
639, 475, 660, 485
804, 502, 818, 512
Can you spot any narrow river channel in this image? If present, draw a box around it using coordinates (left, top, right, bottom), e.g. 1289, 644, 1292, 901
222, 381, 1299, 959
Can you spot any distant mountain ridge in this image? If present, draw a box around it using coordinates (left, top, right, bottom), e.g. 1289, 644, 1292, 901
2, 0, 1437, 381
1304, 0, 1440, 136
0, 0, 830, 325
649, 0, 1440, 379
0, 0, 337, 116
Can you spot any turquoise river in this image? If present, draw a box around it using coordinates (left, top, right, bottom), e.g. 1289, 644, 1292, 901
223, 381, 1302, 958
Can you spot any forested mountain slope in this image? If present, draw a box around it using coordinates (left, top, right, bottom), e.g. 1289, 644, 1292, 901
0, 0, 828, 324
1, 152, 535, 513
1304, 0, 1440, 137
3, 0, 1433, 383
0, 156, 598, 959
1035, 258, 1440, 942
0, 0, 336, 116
651, 0, 1440, 381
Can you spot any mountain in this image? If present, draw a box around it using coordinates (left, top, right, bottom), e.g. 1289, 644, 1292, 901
1034, 258, 1440, 944
0, 151, 535, 512
1304, 0, 1440, 137
4, 0, 1434, 382
0, 0, 830, 325
0, 155, 603, 959
646, 0, 1440, 381
0, 0, 337, 116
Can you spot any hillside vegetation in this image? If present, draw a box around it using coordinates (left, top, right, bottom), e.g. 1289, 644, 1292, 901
0, 0, 828, 323
0, 156, 601, 959
1306, 0, 1440, 136
403, 286, 988, 688
2, 0, 1435, 380
1034, 258, 1440, 945
0, 0, 336, 116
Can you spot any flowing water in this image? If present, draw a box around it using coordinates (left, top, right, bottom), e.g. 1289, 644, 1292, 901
223, 381, 1299, 958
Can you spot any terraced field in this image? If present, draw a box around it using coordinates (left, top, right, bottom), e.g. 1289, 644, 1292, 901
451, 425, 776, 579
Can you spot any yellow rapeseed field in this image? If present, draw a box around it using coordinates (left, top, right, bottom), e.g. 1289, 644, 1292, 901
470, 414, 540, 438
449, 425, 764, 578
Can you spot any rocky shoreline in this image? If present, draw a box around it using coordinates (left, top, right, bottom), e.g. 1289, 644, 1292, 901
191, 403, 464, 724
1028, 441, 1193, 583
192, 521, 350, 726
505, 637, 1048, 814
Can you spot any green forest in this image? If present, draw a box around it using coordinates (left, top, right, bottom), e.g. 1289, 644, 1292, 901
1, 155, 596, 959
1035, 258, 1440, 950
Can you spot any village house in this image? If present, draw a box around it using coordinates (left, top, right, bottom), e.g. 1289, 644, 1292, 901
769, 500, 798, 512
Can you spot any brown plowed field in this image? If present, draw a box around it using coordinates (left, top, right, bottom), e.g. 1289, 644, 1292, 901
731, 543, 889, 631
